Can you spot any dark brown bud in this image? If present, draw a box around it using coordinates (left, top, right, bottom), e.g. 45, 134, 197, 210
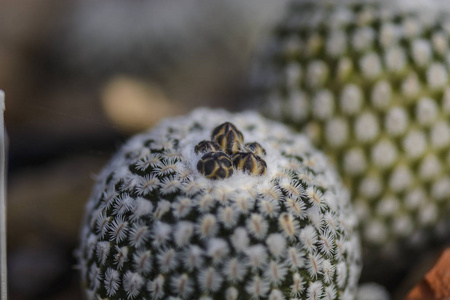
194, 140, 221, 154
232, 152, 267, 176
197, 152, 233, 180
245, 142, 267, 156
211, 122, 244, 155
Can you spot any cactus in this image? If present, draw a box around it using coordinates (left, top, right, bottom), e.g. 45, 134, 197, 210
251, 0, 450, 285
78, 108, 361, 299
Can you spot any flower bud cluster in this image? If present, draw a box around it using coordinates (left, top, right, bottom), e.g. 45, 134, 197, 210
196, 122, 267, 179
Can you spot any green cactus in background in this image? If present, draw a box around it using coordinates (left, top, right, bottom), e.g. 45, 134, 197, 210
251, 0, 450, 285
78, 109, 361, 299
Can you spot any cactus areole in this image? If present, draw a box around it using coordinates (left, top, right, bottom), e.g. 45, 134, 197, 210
78, 109, 361, 300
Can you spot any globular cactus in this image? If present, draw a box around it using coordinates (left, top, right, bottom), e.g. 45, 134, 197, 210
78, 108, 361, 300
251, 0, 450, 284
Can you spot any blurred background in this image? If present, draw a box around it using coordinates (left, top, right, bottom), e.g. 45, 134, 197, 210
2, 0, 287, 299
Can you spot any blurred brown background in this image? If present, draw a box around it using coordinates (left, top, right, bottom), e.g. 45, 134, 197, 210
2, 0, 287, 299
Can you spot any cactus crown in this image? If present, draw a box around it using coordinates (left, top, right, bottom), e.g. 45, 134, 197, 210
78, 109, 361, 300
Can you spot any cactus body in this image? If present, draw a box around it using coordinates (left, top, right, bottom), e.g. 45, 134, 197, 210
251, 0, 450, 285
78, 109, 361, 299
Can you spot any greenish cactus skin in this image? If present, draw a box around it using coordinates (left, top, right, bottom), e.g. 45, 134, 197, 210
78, 109, 361, 300
251, 0, 450, 286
